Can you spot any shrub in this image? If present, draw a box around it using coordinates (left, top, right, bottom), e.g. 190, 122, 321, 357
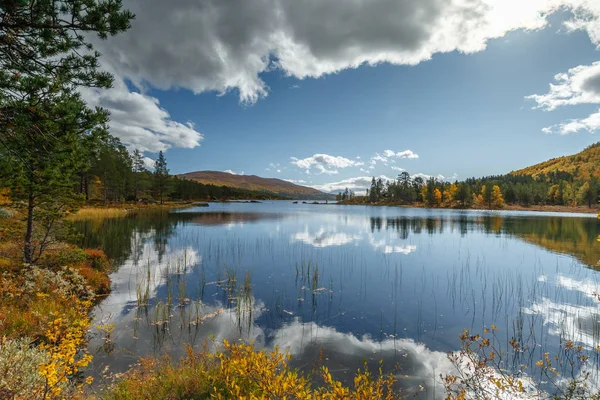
100, 341, 400, 400
0, 336, 57, 399
85, 249, 111, 272
38, 247, 88, 270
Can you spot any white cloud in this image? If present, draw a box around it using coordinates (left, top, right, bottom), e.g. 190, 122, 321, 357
290, 154, 362, 175
371, 153, 390, 165
527, 61, 600, 111
283, 179, 307, 184
391, 166, 405, 172
543, 109, 600, 135
224, 169, 245, 175
142, 156, 156, 170
408, 172, 456, 182
395, 149, 419, 159
311, 175, 394, 194
92, 0, 600, 106
370, 149, 419, 167
80, 75, 203, 153
314, 164, 339, 175
528, 61, 600, 134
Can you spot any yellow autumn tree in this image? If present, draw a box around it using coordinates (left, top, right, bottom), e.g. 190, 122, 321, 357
443, 183, 458, 207
0, 188, 10, 205
491, 185, 504, 208
433, 188, 442, 207
472, 185, 486, 208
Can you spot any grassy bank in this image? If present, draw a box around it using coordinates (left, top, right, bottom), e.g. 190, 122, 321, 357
67, 202, 199, 221
0, 210, 112, 399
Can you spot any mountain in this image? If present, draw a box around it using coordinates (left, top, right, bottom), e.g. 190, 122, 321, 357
178, 171, 334, 200
511, 142, 600, 181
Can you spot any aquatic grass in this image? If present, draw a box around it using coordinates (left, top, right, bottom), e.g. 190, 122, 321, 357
68, 207, 128, 221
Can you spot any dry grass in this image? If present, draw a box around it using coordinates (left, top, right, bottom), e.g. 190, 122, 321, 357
68, 208, 128, 221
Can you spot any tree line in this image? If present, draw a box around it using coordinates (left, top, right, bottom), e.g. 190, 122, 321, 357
337, 170, 599, 209
76, 143, 283, 204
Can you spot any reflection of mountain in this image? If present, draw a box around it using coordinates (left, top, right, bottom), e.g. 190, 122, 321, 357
188, 212, 284, 226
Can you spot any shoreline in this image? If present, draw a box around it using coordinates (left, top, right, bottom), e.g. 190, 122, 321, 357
337, 201, 599, 215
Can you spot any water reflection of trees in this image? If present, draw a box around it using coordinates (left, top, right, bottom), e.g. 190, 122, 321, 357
369, 215, 600, 267
74, 211, 285, 267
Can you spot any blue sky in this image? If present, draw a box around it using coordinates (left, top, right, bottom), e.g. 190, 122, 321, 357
84, 1, 600, 194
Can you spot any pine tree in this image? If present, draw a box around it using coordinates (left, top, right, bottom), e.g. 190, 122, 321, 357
0, 0, 133, 144
369, 177, 377, 203
0, 94, 109, 263
154, 151, 170, 205
132, 150, 148, 202
0, 1, 133, 263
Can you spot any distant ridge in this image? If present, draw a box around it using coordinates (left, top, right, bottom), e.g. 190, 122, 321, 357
511, 142, 600, 181
178, 171, 334, 200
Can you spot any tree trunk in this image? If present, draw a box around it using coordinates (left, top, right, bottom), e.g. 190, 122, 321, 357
84, 175, 89, 201
24, 190, 34, 264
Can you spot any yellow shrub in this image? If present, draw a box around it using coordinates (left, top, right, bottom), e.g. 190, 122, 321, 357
101, 341, 400, 400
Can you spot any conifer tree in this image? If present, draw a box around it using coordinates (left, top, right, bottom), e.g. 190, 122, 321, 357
154, 151, 170, 205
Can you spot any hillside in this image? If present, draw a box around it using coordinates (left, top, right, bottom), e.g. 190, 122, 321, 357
511, 142, 600, 181
179, 171, 334, 200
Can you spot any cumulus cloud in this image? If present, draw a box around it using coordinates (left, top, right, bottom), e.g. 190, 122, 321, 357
142, 156, 156, 170
283, 179, 307, 184
395, 149, 419, 159
528, 61, 600, 134
80, 75, 203, 153
92, 0, 600, 106
370, 149, 419, 166
527, 61, 600, 111
412, 172, 455, 182
224, 169, 245, 175
290, 153, 362, 175
84, 0, 600, 149
391, 166, 405, 172
546, 110, 600, 135
311, 175, 394, 194
371, 153, 390, 165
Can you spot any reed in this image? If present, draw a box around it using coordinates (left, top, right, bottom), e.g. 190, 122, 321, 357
69, 207, 128, 221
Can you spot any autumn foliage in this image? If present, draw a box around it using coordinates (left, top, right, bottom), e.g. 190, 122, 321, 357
102, 340, 400, 400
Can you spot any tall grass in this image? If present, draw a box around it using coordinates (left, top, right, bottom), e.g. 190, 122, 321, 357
69, 208, 128, 221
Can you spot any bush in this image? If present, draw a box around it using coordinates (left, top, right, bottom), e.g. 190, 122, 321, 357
100, 341, 400, 400
0, 336, 56, 399
38, 247, 88, 270
85, 249, 111, 272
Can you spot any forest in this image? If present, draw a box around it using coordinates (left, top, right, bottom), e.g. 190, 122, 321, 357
337, 152, 600, 209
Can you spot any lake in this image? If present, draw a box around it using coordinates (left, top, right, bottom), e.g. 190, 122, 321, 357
77, 202, 600, 398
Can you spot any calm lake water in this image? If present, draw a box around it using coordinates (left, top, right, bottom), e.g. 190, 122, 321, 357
77, 202, 600, 398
